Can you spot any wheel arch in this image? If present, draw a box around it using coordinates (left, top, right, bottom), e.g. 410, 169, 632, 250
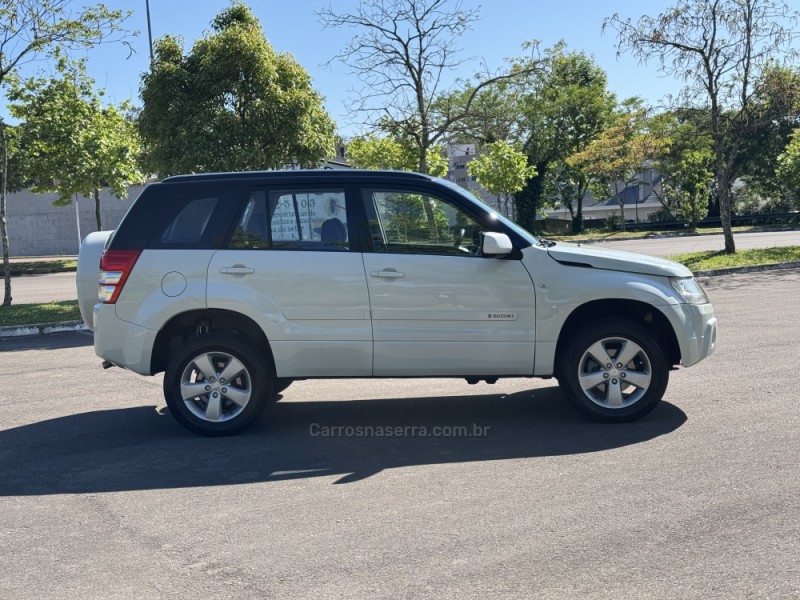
554, 299, 681, 376
151, 309, 275, 376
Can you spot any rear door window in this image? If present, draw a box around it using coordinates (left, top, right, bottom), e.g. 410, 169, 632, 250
229, 189, 350, 251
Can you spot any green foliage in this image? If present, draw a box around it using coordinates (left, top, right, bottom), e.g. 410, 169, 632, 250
0, 0, 129, 306
8, 56, 142, 228
0, 124, 28, 193
0, 299, 80, 327
732, 185, 765, 215
568, 108, 668, 231
7, 259, 76, 276
0, 1, 128, 83
606, 0, 800, 252
348, 135, 417, 171
776, 128, 800, 208
467, 141, 537, 217
514, 44, 617, 232
662, 149, 713, 227
139, 2, 335, 176
739, 66, 800, 201
668, 246, 800, 271
346, 135, 448, 177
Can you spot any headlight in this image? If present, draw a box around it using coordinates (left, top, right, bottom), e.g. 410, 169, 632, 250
670, 277, 709, 305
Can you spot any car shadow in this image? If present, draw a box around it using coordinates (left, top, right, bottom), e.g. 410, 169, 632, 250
0, 330, 93, 352
0, 387, 686, 495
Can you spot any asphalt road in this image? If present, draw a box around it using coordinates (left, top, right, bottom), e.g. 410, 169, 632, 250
7, 271, 77, 304
1, 269, 799, 599
586, 229, 800, 257
7, 229, 800, 305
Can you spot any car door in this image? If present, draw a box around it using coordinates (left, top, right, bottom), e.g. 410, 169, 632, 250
207, 185, 372, 377
360, 186, 536, 377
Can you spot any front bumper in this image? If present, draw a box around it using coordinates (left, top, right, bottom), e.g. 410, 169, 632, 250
663, 302, 717, 367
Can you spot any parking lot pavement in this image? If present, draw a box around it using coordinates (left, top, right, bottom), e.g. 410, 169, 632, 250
1, 270, 799, 599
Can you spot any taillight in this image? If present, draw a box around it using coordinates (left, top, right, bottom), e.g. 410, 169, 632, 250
98, 249, 141, 304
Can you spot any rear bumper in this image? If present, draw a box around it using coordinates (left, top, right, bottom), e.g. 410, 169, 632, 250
93, 304, 157, 375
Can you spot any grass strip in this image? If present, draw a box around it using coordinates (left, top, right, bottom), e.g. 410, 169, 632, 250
5, 259, 77, 276
0, 300, 81, 327
668, 246, 800, 271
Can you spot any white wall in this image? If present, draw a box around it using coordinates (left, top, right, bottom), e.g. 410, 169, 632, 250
6, 186, 146, 256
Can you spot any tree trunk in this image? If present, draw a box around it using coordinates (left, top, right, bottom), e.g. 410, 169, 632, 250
570, 179, 588, 234
514, 160, 546, 234
573, 199, 583, 235
1, 123, 12, 306
716, 158, 736, 254
711, 99, 735, 253
94, 187, 102, 231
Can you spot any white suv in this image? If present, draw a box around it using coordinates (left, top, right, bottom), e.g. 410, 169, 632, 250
76, 170, 717, 435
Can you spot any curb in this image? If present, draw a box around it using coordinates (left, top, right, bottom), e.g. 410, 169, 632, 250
2, 261, 799, 339
0, 320, 87, 339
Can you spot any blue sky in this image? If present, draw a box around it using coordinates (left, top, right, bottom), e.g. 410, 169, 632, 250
8, 0, 681, 136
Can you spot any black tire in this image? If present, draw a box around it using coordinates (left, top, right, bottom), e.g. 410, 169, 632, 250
273, 378, 293, 396
558, 319, 669, 422
163, 334, 272, 436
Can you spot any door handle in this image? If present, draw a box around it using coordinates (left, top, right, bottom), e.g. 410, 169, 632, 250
370, 270, 405, 279
220, 266, 255, 275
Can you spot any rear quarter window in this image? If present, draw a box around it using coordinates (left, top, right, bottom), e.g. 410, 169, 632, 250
160, 196, 218, 244
108, 181, 246, 251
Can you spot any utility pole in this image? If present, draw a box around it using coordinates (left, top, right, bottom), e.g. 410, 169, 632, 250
145, 0, 154, 66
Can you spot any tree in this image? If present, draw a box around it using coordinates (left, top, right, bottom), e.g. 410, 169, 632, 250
605, 0, 800, 253
139, 2, 335, 177
9, 56, 141, 230
568, 108, 667, 231
467, 141, 537, 218
521, 46, 617, 233
0, 0, 127, 306
776, 128, 800, 208
737, 66, 800, 205
662, 149, 714, 227
348, 134, 448, 238
347, 134, 448, 176
648, 109, 715, 224
319, 0, 540, 175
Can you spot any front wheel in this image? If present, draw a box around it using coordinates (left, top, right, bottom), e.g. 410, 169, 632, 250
558, 319, 669, 422
163, 334, 272, 436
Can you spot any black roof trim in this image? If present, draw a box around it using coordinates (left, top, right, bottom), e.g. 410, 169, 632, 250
161, 169, 435, 183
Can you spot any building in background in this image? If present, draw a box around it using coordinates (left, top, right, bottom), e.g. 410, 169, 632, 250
543, 167, 666, 228
446, 144, 502, 213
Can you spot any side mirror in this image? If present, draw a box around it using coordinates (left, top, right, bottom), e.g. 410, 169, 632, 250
481, 232, 513, 256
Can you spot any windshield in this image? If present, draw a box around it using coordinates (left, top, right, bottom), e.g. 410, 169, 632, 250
436, 177, 538, 244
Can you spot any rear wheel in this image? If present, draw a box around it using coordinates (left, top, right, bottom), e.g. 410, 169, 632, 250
164, 334, 272, 436
559, 319, 669, 422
